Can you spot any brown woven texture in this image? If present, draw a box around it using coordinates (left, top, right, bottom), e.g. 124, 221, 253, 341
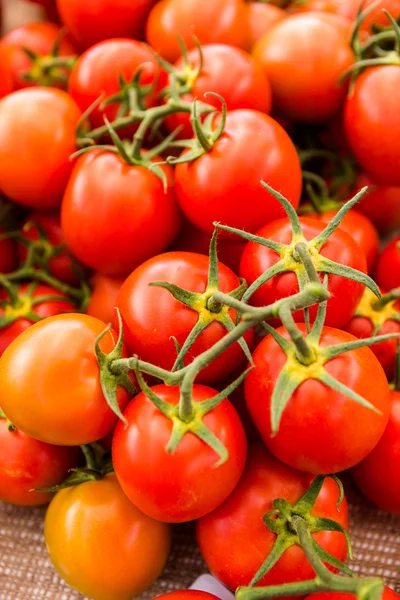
1, 480, 399, 600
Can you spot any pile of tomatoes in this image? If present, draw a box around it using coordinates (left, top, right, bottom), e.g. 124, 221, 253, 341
1, 0, 400, 599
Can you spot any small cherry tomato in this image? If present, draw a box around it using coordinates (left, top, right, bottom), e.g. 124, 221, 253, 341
352, 172, 400, 235
86, 273, 126, 324
375, 236, 400, 291
246, 3, 287, 50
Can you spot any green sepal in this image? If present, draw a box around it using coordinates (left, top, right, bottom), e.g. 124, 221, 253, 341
214, 223, 285, 255
322, 331, 400, 360
317, 370, 381, 415
270, 367, 304, 435
311, 537, 354, 577
318, 256, 381, 299
149, 280, 202, 308
260, 181, 303, 238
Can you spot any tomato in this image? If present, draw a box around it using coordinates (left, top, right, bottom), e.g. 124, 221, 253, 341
305, 589, 400, 600
86, 273, 125, 324
45, 473, 171, 600
0, 227, 18, 273
345, 66, 400, 186
174, 110, 302, 236
0, 22, 77, 91
145, 0, 249, 63
61, 150, 181, 275
18, 211, 83, 285
56, 0, 155, 50
0, 419, 81, 506
156, 594, 220, 600
0, 47, 18, 98
352, 172, 400, 235
68, 38, 162, 132
0, 282, 76, 356
0, 313, 131, 446
112, 384, 247, 522
253, 13, 353, 123
166, 44, 272, 139
239, 217, 367, 329
375, 236, 400, 291
352, 390, 400, 514
197, 444, 349, 591
115, 251, 253, 383
246, 3, 286, 50
244, 325, 391, 474
0, 88, 80, 209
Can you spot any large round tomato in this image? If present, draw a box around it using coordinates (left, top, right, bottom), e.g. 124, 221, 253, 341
0, 88, 80, 209
0, 419, 81, 506
145, 0, 248, 62
86, 273, 126, 324
375, 236, 400, 291
61, 150, 181, 275
352, 172, 400, 234
45, 473, 171, 600
244, 325, 391, 474
56, 0, 155, 50
174, 110, 302, 235
253, 13, 353, 123
246, 3, 286, 49
345, 66, 400, 186
0, 313, 131, 446
0, 227, 17, 273
239, 216, 367, 329
115, 251, 253, 383
196, 444, 349, 591
112, 384, 247, 522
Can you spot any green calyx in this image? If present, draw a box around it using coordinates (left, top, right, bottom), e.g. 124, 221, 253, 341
157, 37, 204, 99
20, 31, 77, 87
355, 286, 400, 336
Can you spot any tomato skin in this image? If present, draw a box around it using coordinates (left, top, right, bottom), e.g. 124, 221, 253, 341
61, 150, 181, 275
305, 589, 400, 600
175, 110, 302, 236
156, 593, 220, 600
145, 0, 249, 62
0, 88, 80, 209
0, 420, 81, 506
352, 390, 400, 515
0, 227, 18, 273
253, 13, 353, 124
246, 3, 286, 50
239, 217, 367, 329
112, 384, 247, 523
244, 326, 391, 474
345, 66, 400, 186
0, 313, 131, 446
290, 0, 400, 29
86, 273, 126, 324
352, 172, 400, 235
56, 0, 155, 50
197, 444, 349, 591
375, 236, 400, 291
44, 473, 171, 600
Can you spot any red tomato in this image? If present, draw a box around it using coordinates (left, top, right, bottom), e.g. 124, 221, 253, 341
239, 217, 367, 329
56, 0, 155, 50
0, 419, 81, 506
0, 227, 18, 273
174, 110, 302, 235
197, 444, 349, 591
253, 13, 353, 123
246, 3, 286, 50
345, 66, 400, 186
18, 211, 82, 285
290, 0, 400, 29
375, 236, 400, 291
305, 589, 400, 600
0, 282, 76, 356
0, 314, 131, 446
0, 88, 80, 209
245, 325, 391, 474
352, 172, 400, 234
61, 150, 181, 275
0, 22, 77, 91
86, 273, 125, 324
156, 594, 220, 600
112, 384, 247, 522
0, 47, 18, 98
166, 44, 272, 138
353, 390, 400, 514
68, 38, 161, 132
115, 251, 253, 383
145, 0, 249, 62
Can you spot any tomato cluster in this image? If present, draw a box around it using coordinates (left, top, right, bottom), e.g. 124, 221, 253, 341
1, 1, 400, 599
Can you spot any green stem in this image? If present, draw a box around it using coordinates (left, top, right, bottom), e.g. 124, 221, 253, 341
0, 276, 21, 306
278, 303, 316, 365
5, 268, 87, 305
80, 445, 98, 472
371, 287, 400, 310
293, 242, 320, 284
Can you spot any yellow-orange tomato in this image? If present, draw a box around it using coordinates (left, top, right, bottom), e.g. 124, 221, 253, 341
87, 273, 126, 324
45, 474, 171, 600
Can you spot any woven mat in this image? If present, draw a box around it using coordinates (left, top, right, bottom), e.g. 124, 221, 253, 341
1, 480, 399, 600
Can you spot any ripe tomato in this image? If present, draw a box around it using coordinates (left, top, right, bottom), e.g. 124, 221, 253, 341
0, 419, 81, 506
0, 313, 131, 446
246, 3, 286, 49
375, 236, 400, 291
45, 473, 171, 600
112, 384, 247, 522
245, 325, 391, 474
0, 88, 80, 209
61, 150, 181, 275
156, 594, 220, 600
305, 589, 400, 600
145, 0, 249, 62
239, 217, 367, 329
345, 66, 400, 186
18, 211, 82, 285
56, 0, 155, 50
0, 227, 17, 273
289, 0, 400, 29
197, 444, 349, 591
253, 13, 353, 123
86, 273, 126, 324
0, 47, 14, 99
115, 251, 253, 383
352, 172, 400, 235
0, 282, 76, 356
175, 110, 302, 235
352, 390, 400, 514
